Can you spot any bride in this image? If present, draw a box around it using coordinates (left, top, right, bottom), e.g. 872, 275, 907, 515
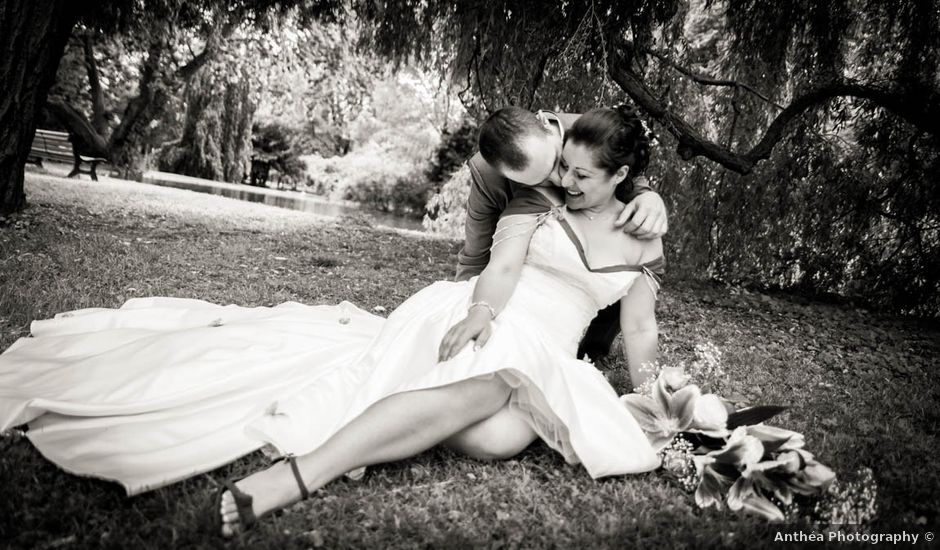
0, 106, 664, 537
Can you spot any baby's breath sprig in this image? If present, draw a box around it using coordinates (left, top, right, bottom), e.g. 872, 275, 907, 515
633, 361, 665, 395
811, 467, 878, 526
689, 341, 725, 393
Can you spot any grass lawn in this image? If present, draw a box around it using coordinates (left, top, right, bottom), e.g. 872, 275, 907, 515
1, 172, 937, 549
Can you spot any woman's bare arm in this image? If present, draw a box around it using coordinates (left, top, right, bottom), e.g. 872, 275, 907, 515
438, 214, 539, 361
619, 274, 659, 390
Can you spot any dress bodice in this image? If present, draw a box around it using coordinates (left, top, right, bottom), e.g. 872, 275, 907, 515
496, 207, 663, 357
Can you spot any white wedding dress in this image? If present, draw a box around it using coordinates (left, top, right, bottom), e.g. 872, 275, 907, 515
0, 209, 660, 495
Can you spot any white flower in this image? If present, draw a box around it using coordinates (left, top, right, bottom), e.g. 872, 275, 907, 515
690, 393, 730, 438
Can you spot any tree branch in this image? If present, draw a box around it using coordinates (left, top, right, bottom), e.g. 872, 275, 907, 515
107, 13, 237, 160
610, 42, 940, 174
107, 37, 165, 153
523, 48, 556, 110
81, 33, 108, 135
45, 98, 109, 157
641, 47, 784, 109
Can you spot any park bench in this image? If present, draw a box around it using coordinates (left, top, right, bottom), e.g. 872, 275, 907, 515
28, 129, 108, 181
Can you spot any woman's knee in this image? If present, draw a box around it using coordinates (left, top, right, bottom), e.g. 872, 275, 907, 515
456, 375, 512, 414
458, 437, 526, 460
446, 409, 536, 460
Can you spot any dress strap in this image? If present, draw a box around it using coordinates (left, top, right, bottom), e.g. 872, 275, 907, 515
490, 207, 563, 251
640, 264, 662, 299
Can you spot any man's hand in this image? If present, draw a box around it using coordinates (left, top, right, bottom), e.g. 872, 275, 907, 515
438, 309, 493, 362
615, 191, 668, 239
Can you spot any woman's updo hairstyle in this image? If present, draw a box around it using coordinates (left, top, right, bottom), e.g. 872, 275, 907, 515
566, 105, 651, 183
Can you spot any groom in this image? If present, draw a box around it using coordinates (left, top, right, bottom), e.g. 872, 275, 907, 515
456, 106, 669, 360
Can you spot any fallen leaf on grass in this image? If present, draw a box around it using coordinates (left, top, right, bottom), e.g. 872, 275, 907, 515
301, 529, 325, 547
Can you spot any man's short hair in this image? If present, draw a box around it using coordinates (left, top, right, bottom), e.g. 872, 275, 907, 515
478, 106, 549, 171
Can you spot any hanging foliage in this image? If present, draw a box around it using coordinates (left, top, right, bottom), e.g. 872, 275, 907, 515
383, 0, 939, 315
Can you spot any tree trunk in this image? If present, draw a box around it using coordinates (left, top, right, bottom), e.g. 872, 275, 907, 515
107, 26, 222, 178
0, 0, 81, 214
82, 33, 109, 136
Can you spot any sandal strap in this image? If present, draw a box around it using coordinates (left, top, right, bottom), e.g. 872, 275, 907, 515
287, 456, 310, 500
224, 480, 257, 527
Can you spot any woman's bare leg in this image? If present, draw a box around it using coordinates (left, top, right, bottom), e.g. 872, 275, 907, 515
220, 376, 512, 535
445, 404, 537, 460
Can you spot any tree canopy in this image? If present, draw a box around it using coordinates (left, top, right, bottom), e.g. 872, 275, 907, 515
2, 0, 938, 314
361, 0, 939, 315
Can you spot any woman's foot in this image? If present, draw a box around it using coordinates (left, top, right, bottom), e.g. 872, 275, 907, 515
218, 459, 310, 537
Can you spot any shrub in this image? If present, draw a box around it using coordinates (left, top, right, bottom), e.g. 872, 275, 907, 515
423, 164, 471, 238
426, 118, 478, 185
303, 142, 434, 218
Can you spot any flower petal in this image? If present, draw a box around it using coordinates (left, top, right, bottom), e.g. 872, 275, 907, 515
728, 477, 785, 521
746, 424, 805, 452
652, 375, 672, 414
648, 433, 677, 452
695, 464, 733, 509
772, 484, 793, 506
802, 461, 837, 488
671, 385, 701, 431
691, 393, 730, 434
739, 494, 786, 521
776, 451, 802, 474
621, 394, 669, 435
710, 429, 764, 467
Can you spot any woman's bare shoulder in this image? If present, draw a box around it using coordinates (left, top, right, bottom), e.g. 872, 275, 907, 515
620, 233, 663, 266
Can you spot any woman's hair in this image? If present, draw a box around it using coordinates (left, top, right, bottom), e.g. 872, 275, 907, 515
478, 106, 552, 171
565, 105, 651, 182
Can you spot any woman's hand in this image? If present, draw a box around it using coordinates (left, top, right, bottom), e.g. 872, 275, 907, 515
438, 309, 493, 362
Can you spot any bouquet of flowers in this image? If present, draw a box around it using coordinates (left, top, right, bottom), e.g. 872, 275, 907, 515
621, 344, 877, 524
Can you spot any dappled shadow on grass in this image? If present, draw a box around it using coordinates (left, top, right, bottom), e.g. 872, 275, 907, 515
1, 176, 938, 548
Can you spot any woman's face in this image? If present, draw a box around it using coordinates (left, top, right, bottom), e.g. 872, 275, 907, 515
559, 141, 626, 210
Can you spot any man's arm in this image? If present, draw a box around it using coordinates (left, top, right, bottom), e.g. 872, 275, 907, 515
615, 176, 668, 240
455, 154, 510, 281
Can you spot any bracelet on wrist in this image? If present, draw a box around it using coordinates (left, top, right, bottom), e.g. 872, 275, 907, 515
468, 301, 497, 320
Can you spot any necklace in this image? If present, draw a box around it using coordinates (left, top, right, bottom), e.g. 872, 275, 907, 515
569, 205, 620, 222
581, 211, 617, 221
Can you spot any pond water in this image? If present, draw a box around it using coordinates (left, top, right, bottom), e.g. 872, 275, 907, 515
141, 171, 425, 232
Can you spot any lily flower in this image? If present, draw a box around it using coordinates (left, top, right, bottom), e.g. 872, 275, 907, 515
692, 427, 764, 509
621, 371, 699, 451
694, 457, 736, 509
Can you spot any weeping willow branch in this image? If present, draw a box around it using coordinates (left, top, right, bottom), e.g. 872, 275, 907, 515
640, 47, 784, 109
611, 42, 940, 174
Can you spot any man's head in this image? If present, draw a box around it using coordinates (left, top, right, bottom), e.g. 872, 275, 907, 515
478, 107, 562, 187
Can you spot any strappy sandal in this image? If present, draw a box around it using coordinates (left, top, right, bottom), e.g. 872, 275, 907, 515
214, 455, 310, 537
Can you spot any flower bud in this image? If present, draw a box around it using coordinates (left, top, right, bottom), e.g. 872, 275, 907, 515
660, 367, 690, 391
